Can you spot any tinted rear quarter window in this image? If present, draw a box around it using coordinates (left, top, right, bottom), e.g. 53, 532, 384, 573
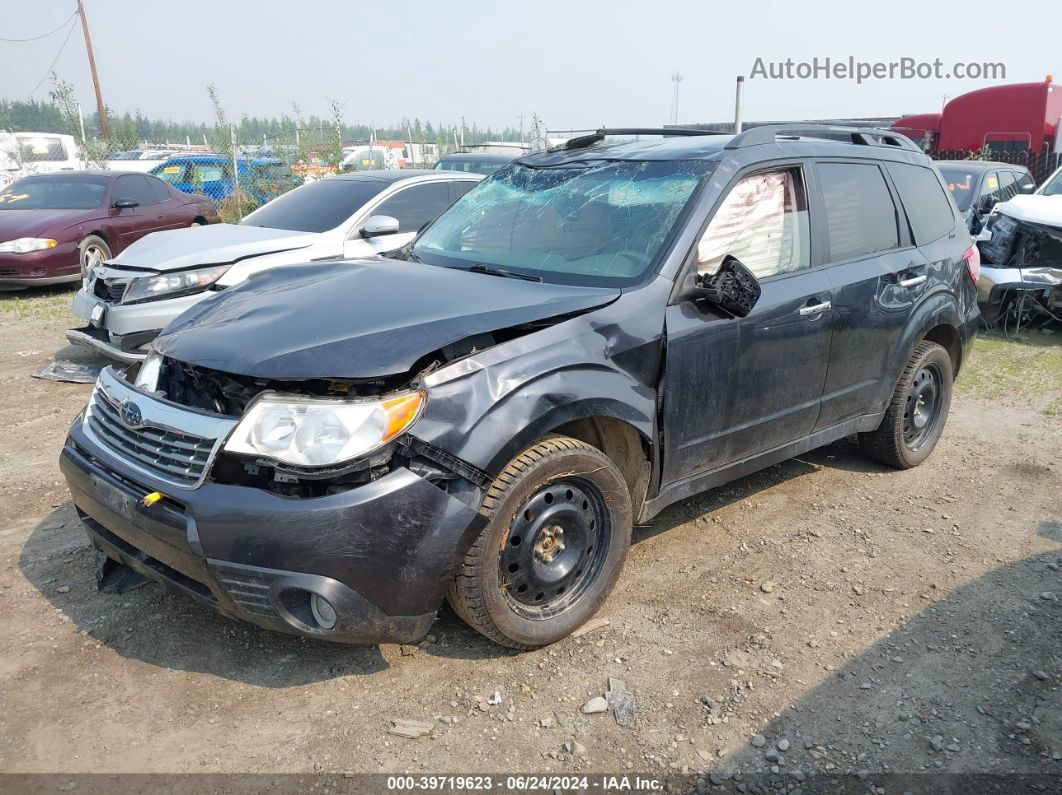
817, 162, 900, 261
886, 162, 957, 245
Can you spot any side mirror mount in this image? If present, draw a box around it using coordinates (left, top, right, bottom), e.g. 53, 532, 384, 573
113, 197, 139, 209
980, 195, 998, 213
360, 215, 400, 238
686, 256, 761, 318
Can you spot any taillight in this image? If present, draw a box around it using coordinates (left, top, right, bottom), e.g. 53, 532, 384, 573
963, 244, 980, 284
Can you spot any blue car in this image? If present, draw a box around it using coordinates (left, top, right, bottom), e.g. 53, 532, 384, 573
150, 155, 300, 204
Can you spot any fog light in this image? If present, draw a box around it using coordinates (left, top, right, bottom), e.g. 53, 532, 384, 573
310, 593, 337, 630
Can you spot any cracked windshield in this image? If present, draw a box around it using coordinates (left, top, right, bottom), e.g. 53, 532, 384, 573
413, 159, 712, 285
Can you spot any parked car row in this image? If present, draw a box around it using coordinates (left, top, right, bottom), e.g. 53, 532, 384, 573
52, 125, 980, 651
66, 169, 480, 359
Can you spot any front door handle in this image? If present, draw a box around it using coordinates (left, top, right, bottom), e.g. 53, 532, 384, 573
798, 301, 831, 317
898, 274, 927, 288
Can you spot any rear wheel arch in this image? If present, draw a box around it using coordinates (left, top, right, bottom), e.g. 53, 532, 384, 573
921, 323, 962, 377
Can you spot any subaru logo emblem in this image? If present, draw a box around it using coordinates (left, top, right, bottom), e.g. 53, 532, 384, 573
119, 399, 143, 428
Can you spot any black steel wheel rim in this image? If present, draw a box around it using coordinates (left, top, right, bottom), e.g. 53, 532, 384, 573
499, 477, 610, 620
903, 363, 942, 451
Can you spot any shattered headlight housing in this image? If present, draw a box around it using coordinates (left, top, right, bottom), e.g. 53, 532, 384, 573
122, 265, 229, 303
0, 237, 57, 254
224, 391, 425, 468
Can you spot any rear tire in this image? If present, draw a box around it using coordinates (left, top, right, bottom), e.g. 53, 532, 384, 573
448, 435, 632, 650
859, 340, 953, 469
78, 235, 111, 278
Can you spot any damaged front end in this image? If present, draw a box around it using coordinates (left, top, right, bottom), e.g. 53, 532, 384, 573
59, 258, 629, 644
978, 206, 1062, 330
60, 356, 495, 644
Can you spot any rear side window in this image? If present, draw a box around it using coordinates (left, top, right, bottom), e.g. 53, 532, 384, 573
817, 162, 900, 261
886, 162, 957, 245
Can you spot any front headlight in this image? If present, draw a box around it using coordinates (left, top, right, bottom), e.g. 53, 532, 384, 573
122, 265, 228, 303
0, 237, 57, 254
224, 390, 425, 468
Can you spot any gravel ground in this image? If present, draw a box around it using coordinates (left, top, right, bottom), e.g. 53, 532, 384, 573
0, 289, 1059, 792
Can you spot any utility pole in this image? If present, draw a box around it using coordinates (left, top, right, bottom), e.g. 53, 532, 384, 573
77, 0, 110, 143
670, 72, 683, 125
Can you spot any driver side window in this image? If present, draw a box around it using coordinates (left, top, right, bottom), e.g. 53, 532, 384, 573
697, 168, 811, 280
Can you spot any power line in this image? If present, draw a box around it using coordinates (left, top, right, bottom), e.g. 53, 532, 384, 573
0, 10, 78, 42
27, 14, 79, 98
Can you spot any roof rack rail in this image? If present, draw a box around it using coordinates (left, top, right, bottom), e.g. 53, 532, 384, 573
724, 124, 921, 152
551, 127, 727, 151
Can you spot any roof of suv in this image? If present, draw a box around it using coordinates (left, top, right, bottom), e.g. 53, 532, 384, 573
520, 125, 927, 167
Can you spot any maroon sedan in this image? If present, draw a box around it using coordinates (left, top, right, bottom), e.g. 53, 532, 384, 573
0, 171, 218, 289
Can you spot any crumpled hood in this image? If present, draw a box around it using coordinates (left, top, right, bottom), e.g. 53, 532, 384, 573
995, 194, 1062, 228
112, 223, 319, 272
154, 259, 621, 379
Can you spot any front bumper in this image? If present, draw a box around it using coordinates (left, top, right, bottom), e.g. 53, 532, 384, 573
0, 244, 80, 289
60, 420, 485, 644
65, 326, 154, 363
977, 264, 1062, 306
71, 282, 212, 337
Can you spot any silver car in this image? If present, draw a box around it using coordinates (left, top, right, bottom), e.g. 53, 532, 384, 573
69, 170, 482, 361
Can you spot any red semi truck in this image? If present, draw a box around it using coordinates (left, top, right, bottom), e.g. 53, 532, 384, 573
892, 77, 1061, 155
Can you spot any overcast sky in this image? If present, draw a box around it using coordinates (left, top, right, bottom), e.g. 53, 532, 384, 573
2, 0, 1059, 132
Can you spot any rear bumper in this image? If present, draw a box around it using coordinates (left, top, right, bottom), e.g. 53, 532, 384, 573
60, 423, 485, 644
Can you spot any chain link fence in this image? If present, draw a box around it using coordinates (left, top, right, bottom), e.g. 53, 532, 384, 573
133, 131, 442, 222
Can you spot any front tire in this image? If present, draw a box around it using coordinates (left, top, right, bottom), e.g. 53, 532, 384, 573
78, 235, 111, 278
859, 340, 953, 469
448, 435, 632, 650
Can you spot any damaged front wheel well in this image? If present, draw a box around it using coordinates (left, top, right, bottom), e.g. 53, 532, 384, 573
551, 417, 651, 516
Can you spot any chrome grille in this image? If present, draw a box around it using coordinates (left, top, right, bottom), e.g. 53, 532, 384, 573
82, 367, 238, 489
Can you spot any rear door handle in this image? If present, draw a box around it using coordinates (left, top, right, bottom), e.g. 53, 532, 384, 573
798, 301, 831, 317
898, 274, 927, 288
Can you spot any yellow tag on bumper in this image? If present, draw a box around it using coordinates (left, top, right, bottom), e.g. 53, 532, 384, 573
141, 491, 164, 507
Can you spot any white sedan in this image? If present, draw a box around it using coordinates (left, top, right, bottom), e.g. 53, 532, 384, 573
68, 169, 482, 361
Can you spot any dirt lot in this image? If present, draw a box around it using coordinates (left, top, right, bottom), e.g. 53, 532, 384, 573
0, 288, 1059, 791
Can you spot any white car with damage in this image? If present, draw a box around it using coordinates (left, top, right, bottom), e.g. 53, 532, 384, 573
976, 164, 1062, 322
68, 169, 482, 361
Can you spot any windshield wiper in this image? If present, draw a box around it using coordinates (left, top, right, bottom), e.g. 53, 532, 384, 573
465, 264, 542, 282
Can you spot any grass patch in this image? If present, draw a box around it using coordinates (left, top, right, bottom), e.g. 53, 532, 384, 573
0, 286, 78, 324
956, 330, 1062, 413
